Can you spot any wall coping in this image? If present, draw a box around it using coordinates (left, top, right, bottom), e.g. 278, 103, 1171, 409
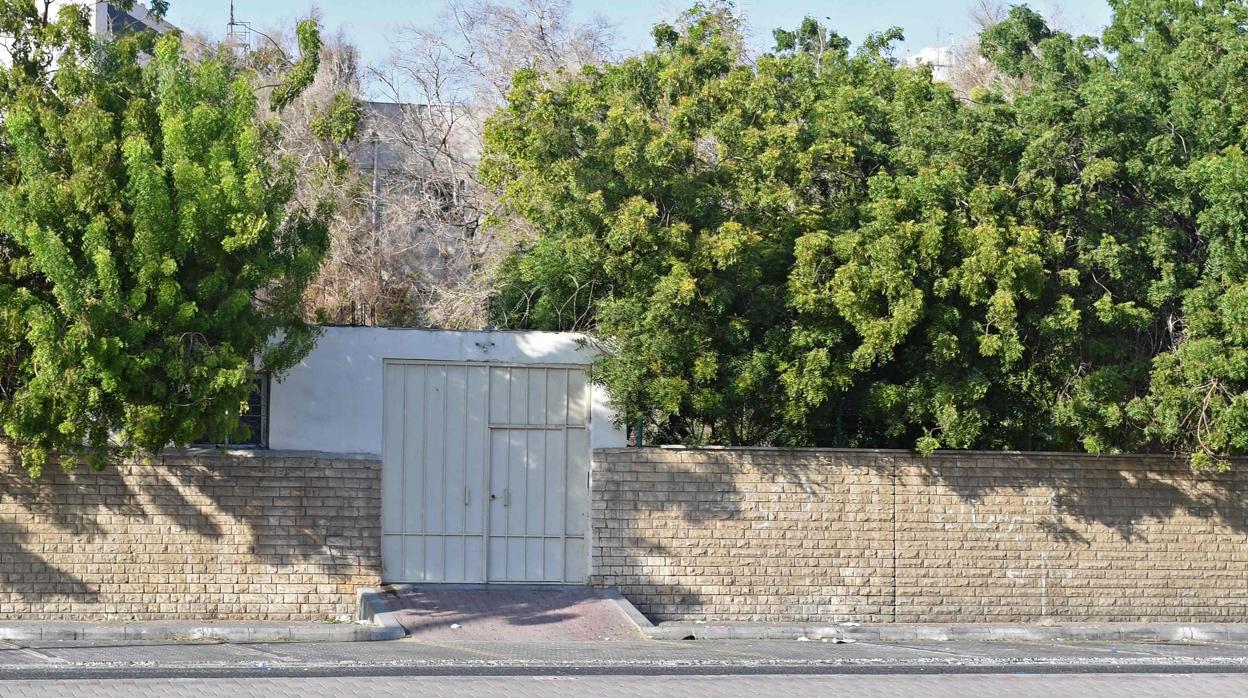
592, 445, 1246, 466
0, 443, 381, 468
156, 448, 380, 462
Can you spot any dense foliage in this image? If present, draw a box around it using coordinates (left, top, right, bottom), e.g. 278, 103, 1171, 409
0, 1, 328, 473
485, 1, 1248, 468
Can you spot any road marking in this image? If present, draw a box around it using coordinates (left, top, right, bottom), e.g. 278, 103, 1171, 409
238, 644, 305, 663
648, 640, 772, 660
0, 641, 68, 664
400, 639, 512, 659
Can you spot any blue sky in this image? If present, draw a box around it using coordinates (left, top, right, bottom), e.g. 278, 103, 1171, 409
166, 0, 1114, 70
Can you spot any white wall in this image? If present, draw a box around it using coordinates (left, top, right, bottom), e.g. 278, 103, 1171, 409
268, 327, 627, 455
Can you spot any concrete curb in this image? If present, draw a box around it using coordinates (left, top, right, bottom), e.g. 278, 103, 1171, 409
641, 621, 1248, 643
600, 588, 657, 637
0, 588, 407, 643
356, 586, 408, 641
0, 621, 391, 643
482, 589, 1248, 646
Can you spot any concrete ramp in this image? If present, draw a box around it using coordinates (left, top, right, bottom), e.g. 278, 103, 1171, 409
376, 585, 645, 641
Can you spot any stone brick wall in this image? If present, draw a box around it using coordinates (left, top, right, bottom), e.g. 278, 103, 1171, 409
0, 445, 381, 621
592, 447, 1248, 623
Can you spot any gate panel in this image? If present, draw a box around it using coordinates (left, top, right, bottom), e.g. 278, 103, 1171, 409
383, 362, 590, 584
486, 426, 581, 582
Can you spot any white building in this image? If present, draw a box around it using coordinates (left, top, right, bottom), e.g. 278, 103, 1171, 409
270, 326, 626, 584
268, 326, 624, 455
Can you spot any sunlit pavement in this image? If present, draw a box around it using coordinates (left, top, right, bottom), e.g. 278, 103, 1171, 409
2, 672, 1247, 697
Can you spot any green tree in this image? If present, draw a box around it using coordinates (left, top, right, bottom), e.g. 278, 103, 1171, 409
484, 5, 923, 445
486, 1, 1248, 469
0, 1, 329, 474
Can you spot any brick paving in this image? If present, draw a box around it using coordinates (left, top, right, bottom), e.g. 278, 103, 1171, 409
379, 585, 641, 640
1, 673, 1244, 697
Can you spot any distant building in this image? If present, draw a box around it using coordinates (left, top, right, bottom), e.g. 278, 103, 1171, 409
0, 2, 171, 66
47, 1, 177, 38
903, 46, 956, 83
88, 0, 177, 37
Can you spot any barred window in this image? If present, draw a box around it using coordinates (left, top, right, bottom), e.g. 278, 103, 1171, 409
194, 374, 269, 448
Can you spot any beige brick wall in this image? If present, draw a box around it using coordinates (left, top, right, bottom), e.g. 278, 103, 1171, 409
0, 445, 381, 621
6, 441, 1244, 623
895, 452, 1248, 623
592, 447, 1248, 623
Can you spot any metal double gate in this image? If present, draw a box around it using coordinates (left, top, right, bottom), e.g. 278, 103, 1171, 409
380, 361, 591, 583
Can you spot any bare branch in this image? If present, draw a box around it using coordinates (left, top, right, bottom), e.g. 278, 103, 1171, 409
300, 0, 612, 328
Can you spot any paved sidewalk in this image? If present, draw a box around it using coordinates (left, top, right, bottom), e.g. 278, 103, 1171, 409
643, 621, 1248, 642
0, 673, 1245, 697
377, 585, 642, 640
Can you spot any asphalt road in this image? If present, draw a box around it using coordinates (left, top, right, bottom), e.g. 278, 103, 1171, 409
2, 673, 1248, 697
3, 637, 1248, 680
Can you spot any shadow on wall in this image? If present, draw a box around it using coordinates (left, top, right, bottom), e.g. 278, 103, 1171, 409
607, 447, 1248, 545
591, 448, 889, 621
912, 452, 1248, 542
593, 520, 708, 621
0, 464, 150, 604
0, 520, 100, 603
594, 447, 1248, 622
0, 448, 380, 610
